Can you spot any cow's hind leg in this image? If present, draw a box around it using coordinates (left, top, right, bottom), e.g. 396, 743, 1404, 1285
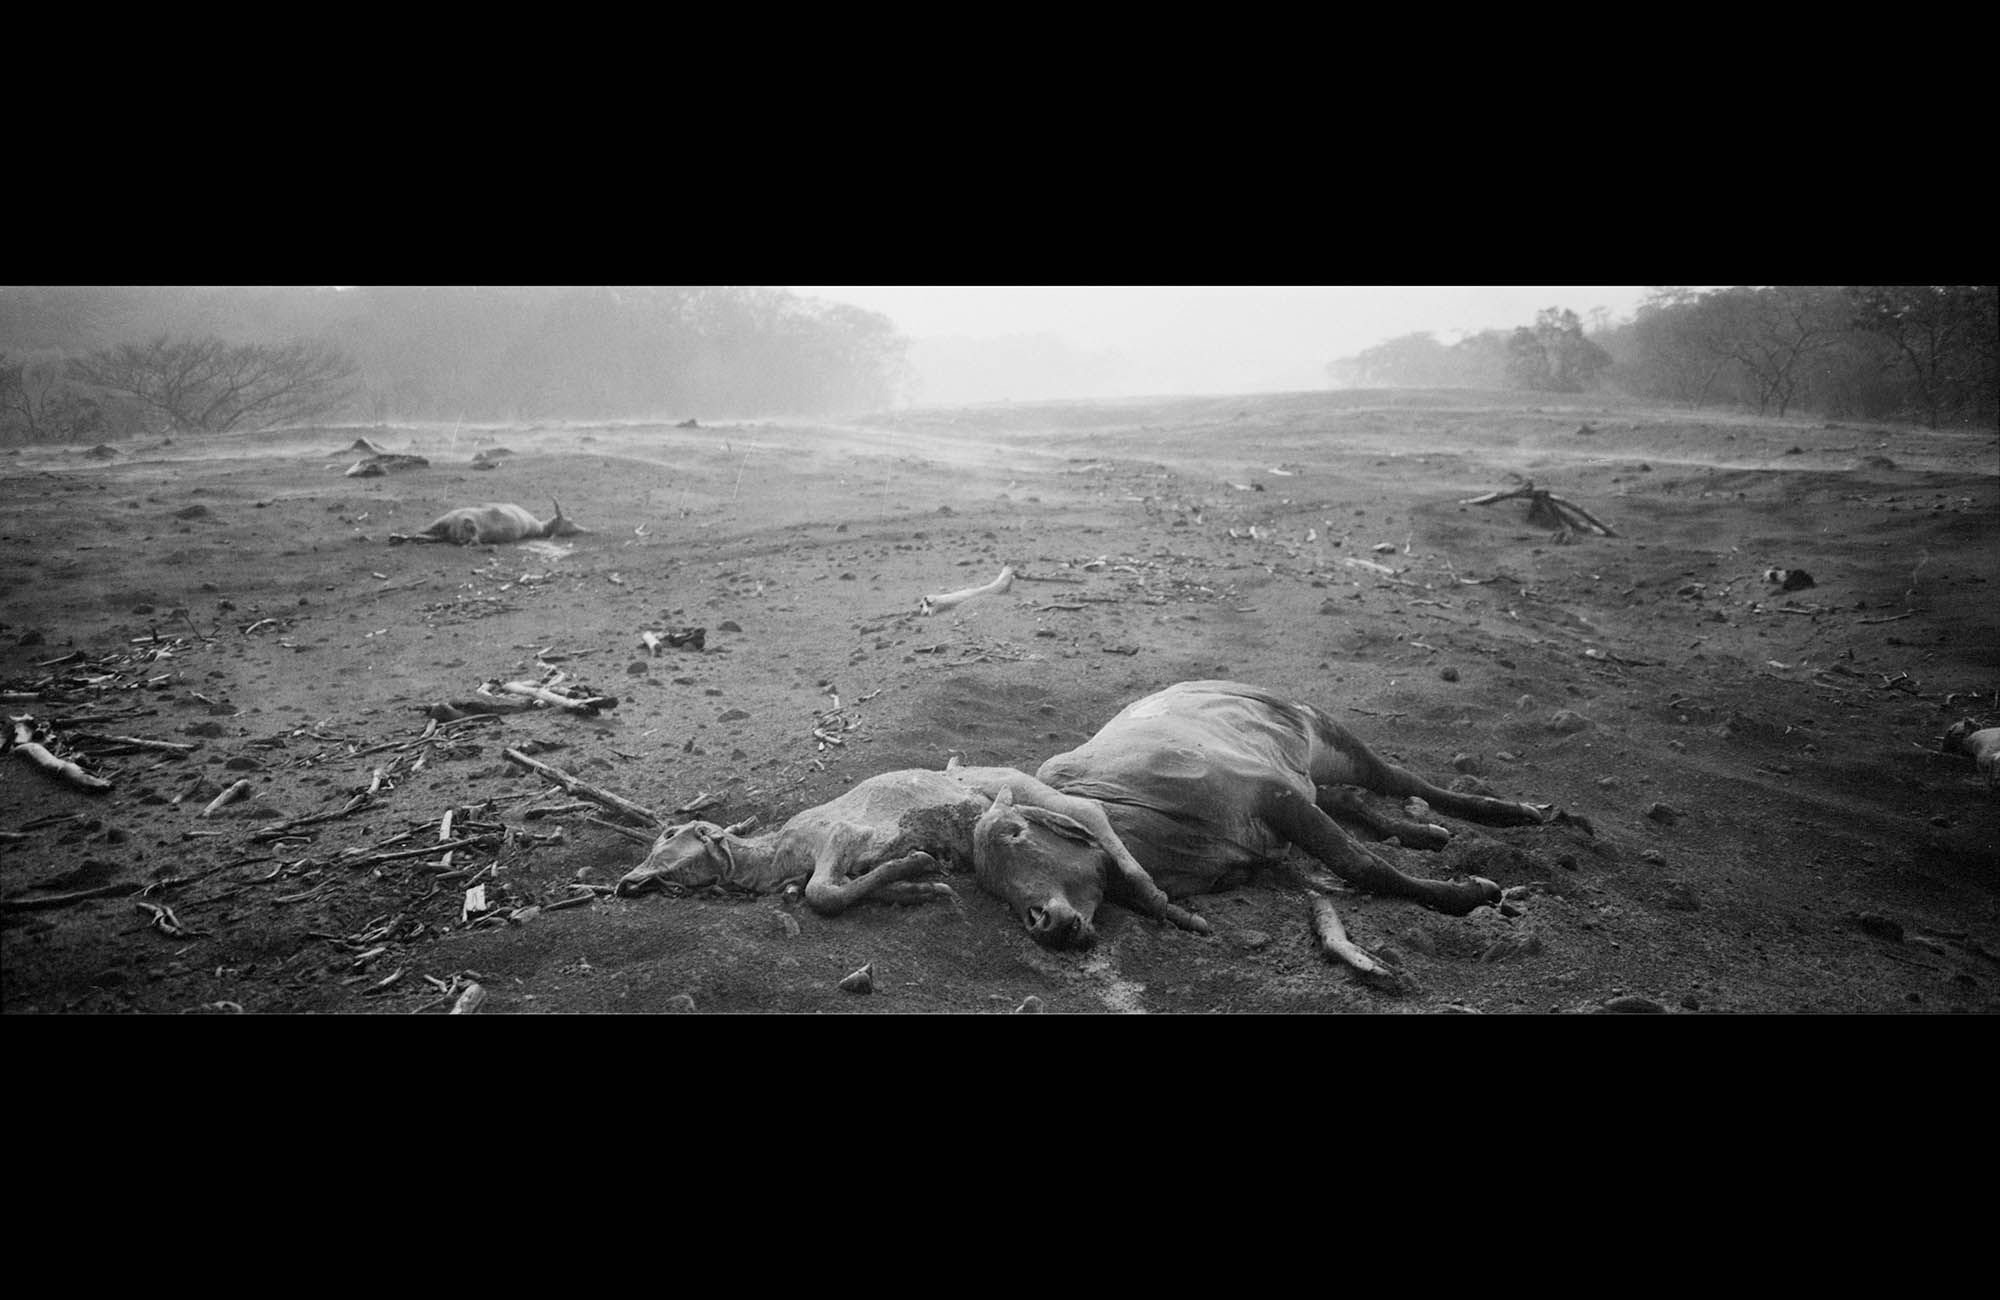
1356, 761, 1557, 829
1316, 785, 1452, 849
1264, 787, 1498, 915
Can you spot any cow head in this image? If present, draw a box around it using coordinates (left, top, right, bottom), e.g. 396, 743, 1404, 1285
616, 820, 736, 895
973, 789, 1108, 949
546, 498, 585, 539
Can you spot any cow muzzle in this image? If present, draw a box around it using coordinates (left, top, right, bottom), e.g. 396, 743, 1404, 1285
1025, 899, 1095, 949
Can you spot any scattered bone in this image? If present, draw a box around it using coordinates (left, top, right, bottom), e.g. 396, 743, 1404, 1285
640, 627, 705, 652
200, 778, 255, 817
449, 983, 487, 1014
495, 680, 618, 715
8, 716, 113, 791
921, 565, 1016, 616
1308, 897, 1412, 992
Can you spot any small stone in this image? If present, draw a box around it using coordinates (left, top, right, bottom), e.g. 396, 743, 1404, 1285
718, 708, 750, 723
627, 660, 649, 675
1231, 929, 1271, 952
1014, 995, 1044, 1014
1451, 752, 1484, 775
1547, 709, 1590, 734
1599, 994, 1667, 1013
1640, 849, 1665, 864
1646, 802, 1679, 824
773, 911, 800, 938
1439, 665, 1460, 682
838, 963, 874, 994
718, 620, 742, 633
663, 993, 697, 1013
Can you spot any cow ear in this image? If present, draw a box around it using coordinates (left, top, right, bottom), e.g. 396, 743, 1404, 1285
1012, 805, 1098, 847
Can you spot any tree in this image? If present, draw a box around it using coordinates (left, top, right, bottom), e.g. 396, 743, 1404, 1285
1696, 286, 1841, 418
1848, 285, 1999, 428
66, 335, 360, 432
0, 350, 103, 442
1505, 308, 1611, 392
1616, 288, 1736, 407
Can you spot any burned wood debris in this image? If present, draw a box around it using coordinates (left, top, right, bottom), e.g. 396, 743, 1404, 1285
1460, 479, 1620, 540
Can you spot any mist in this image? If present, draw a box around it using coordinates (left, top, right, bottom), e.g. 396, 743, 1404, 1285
792, 286, 1658, 406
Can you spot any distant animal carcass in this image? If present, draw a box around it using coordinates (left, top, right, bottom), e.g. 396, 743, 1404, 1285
388, 499, 583, 546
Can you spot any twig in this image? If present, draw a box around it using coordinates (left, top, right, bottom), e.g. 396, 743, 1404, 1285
0, 881, 141, 911
503, 748, 660, 827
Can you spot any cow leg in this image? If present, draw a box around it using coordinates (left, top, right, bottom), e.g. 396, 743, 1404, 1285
1262, 787, 1498, 916
1316, 784, 1452, 849
802, 843, 950, 917
1354, 762, 1552, 828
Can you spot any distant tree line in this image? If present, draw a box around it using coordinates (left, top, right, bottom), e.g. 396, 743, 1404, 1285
0, 285, 912, 443
1326, 286, 1998, 429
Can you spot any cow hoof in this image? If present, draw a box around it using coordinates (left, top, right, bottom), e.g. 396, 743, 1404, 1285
1440, 876, 1502, 916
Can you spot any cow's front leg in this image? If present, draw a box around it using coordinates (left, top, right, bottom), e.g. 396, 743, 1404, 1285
1263, 787, 1498, 916
802, 835, 951, 917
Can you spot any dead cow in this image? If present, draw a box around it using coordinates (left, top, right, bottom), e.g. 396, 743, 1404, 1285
616, 764, 1210, 940
1943, 719, 1999, 790
390, 498, 583, 546
976, 680, 1580, 948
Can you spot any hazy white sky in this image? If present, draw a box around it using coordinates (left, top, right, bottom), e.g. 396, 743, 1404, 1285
791, 285, 1659, 403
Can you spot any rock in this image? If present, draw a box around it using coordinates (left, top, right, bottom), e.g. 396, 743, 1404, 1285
663, 993, 697, 1013
1439, 665, 1460, 682
1599, 994, 1667, 1013
717, 708, 750, 723
1231, 929, 1271, 952
838, 963, 874, 994
1854, 913, 1904, 943
1451, 752, 1484, 775
1547, 709, 1591, 734
773, 911, 800, 938
1646, 802, 1679, 824
1014, 995, 1044, 1014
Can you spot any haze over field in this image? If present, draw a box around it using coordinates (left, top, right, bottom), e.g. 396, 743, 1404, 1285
791, 285, 1659, 406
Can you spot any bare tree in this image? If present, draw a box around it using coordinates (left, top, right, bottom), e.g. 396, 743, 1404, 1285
0, 351, 103, 442
66, 335, 359, 432
1849, 285, 1999, 428
1699, 286, 1841, 418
